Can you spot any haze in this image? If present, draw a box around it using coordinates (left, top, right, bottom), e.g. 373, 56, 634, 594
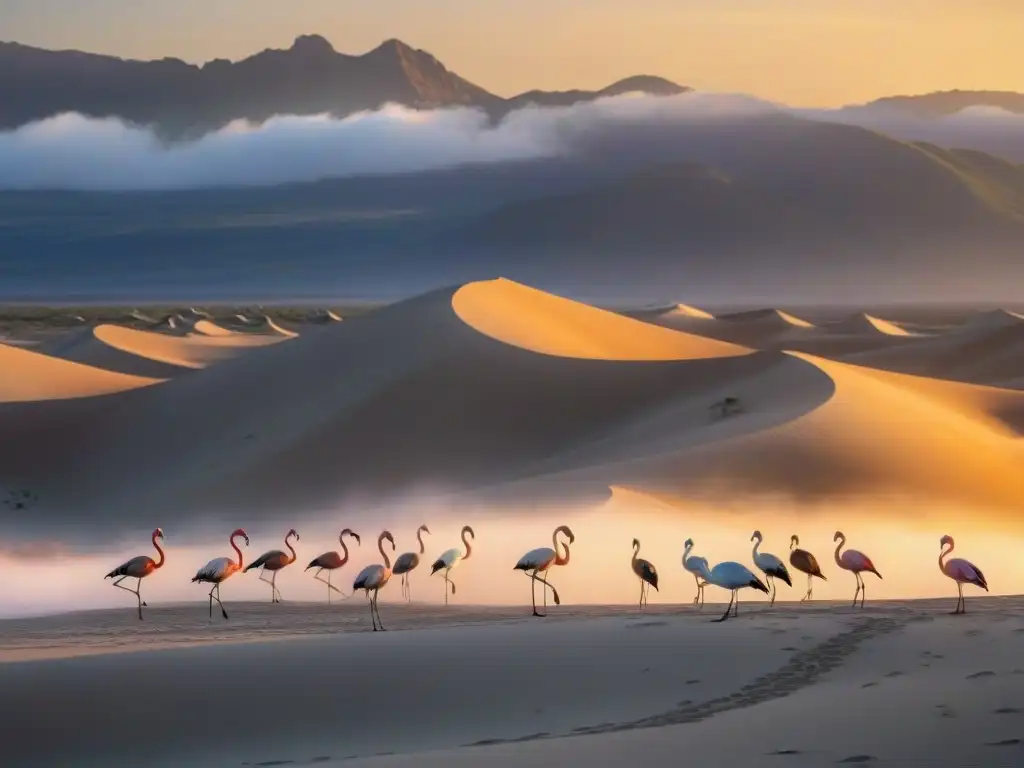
3, 0, 1023, 105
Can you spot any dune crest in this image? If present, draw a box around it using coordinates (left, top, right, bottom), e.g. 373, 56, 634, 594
720, 308, 815, 329
0, 343, 162, 403
828, 313, 919, 337
452, 278, 750, 360
192, 319, 238, 337
94, 324, 287, 369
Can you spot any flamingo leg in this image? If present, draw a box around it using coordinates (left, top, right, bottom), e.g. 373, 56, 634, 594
802, 573, 812, 602
112, 576, 144, 620
313, 570, 346, 601
367, 590, 378, 631
528, 571, 539, 616
407, 573, 413, 603
734, 590, 740, 617
209, 583, 228, 619
638, 579, 644, 609
374, 589, 386, 631
699, 580, 705, 607
713, 590, 735, 623
952, 582, 964, 614
692, 574, 701, 606
768, 574, 776, 606
531, 571, 560, 616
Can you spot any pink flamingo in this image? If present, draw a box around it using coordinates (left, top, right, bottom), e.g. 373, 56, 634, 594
306, 528, 361, 603
833, 531, 881, 607
104, 527, 165, 620
939, 535, 988, 614
392, 524, 430, 603
353, 530, 395, 631
245, 528, 300, 603
513, 524, 575, 616
192, 528, 249, 620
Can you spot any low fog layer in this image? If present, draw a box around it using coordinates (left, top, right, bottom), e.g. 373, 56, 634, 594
0, 93, 777, 190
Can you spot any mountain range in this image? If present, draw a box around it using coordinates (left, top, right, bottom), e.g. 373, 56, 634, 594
0, 35, 686, 139
2, 34, 1020, 141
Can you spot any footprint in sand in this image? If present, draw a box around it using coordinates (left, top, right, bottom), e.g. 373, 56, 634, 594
685, 679, 701, 685
985, 738, 1021, 747
861, 682, 878, 688
967, 671, 997, 680
884, 670, 903, 678
994, 707, 1022, 715
781, 646, 799, 652
837, 755, 877, 763
767, 748, 802, 755
966, 629, 984, 637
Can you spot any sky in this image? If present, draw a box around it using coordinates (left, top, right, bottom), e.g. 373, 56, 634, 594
2, 0, 1023, 106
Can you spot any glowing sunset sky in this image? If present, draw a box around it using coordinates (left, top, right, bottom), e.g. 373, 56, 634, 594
2, 0, 1022, 105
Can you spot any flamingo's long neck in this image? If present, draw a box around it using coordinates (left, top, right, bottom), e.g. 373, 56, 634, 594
632, 542, 640, 568
752, 536, 761, 560
939, 541, 954, 571
461, 529, 473, 561
554, 530, 570, 566
285, 533, 297, 564
683, 542, 693, 561
151, 535, 165, 569
379, 535, 392, 569
790, 537, 797, 552
833, 535, 846, 568
339, 534, 350, 566
231, 534, 244, 569
417, 528, 426, 554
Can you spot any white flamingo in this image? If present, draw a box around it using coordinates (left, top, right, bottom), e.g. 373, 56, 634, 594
104, 527, 166, 620
750, 530, 792, 606
697, 559, 769, 622
392, 524, 430, 602
682, 538, 708, 607
191, 528, 249, 620
430, 525, 475, 604
353, 530, 395, 631
939, 535, 988, 615
513, 525, 575, 616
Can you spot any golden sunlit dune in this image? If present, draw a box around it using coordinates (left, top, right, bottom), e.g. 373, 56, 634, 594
192, 319, 239, 337
452, 278, 749, 360
92, 323, 288, 369
842, 308, 1024, 386
601, 351, 1024, 519
828, 313, 919, 337
720, 308, 815, 329
0, 342, 163, 403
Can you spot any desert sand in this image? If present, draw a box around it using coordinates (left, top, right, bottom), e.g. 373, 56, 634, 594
1, 278, 1023, 535
1, 599, 1022, 767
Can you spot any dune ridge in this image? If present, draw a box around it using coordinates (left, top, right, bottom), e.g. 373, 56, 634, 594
0, 343, 163, 403
452, 278, 749, 360
92, 324, 287, 369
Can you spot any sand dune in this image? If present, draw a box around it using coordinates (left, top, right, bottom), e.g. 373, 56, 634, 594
626, 302, 714, 320
452, 278, 747, 360
5, 278, 1024, 536
827, 312, 920, 337
596, 352, 1024, 516
91, 324, 287, 370
0, 343, 162, 403
843, 308, 1024, 386
720, 308, 815, 329
191, 319, 238, 337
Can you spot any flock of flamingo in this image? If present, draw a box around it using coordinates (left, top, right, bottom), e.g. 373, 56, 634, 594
104, 524, 989, 626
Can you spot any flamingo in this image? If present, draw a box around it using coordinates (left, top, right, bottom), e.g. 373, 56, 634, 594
789, 534, 827, 601
244, 528, 299, 603
430, 525, 475, 605
631, 539, 658, 608
192, 528, 249, 620
750, 530, 792, 606
939, 535, 988, 614
392, 525, 430, 602
306, 528, 361, 603
513, 525, 575, 617
104, 527, 166, 620
353, 531, 396, 631
834, 531, 881, 608
696, 559, 769, 622
682, 538, 709, 607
